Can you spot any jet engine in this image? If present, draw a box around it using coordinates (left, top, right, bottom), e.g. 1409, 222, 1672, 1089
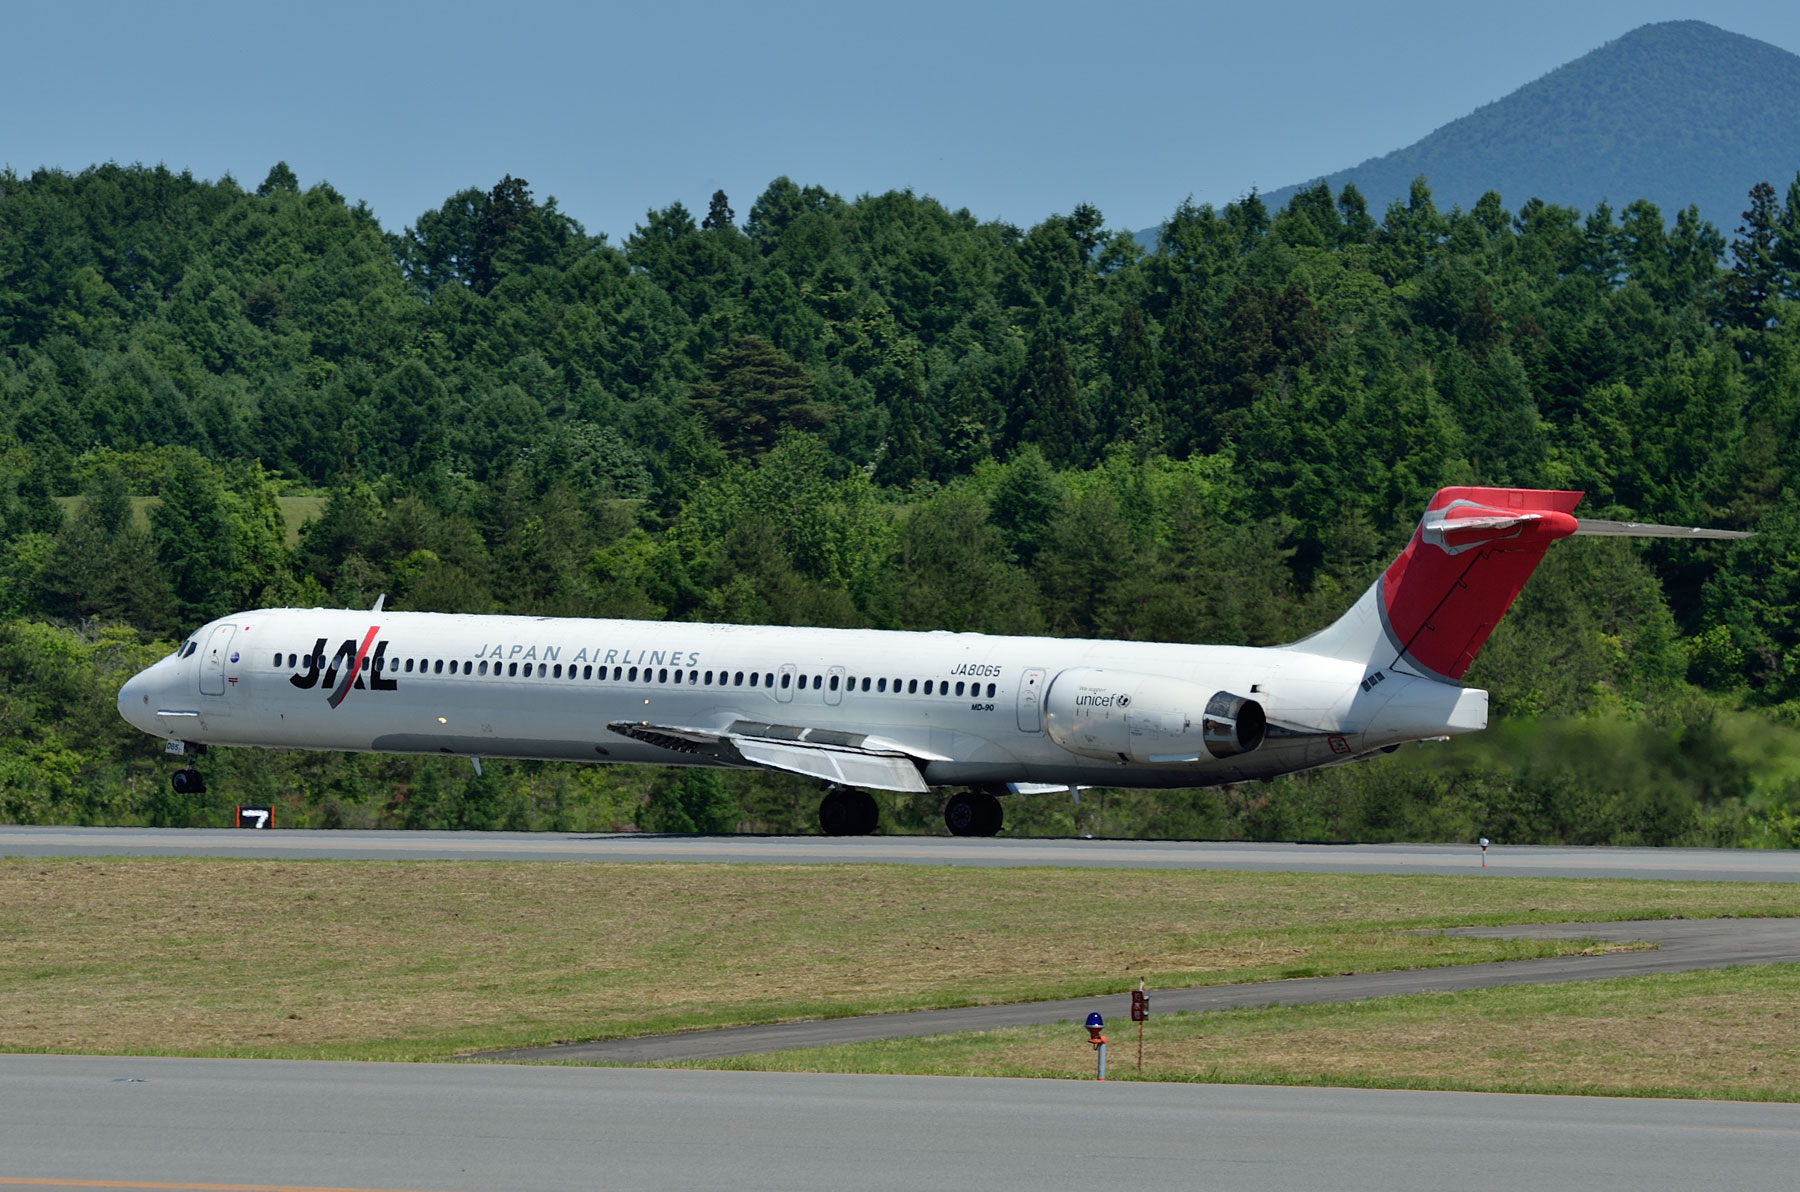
1043, 668, 1266, 764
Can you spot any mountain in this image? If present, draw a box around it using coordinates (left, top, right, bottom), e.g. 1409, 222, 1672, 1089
1258, 21, 1800, 233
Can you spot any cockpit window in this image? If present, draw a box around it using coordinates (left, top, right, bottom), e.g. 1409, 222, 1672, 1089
180, 641, 198, 659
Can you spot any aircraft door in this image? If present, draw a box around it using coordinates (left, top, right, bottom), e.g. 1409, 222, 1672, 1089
824, 665, 846, 707
776, 663, 796, 703
1016, 667, 1046, 732
198, 623, 237, 697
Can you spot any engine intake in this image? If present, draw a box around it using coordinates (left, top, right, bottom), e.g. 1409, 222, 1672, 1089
1043, 668, 1266, 764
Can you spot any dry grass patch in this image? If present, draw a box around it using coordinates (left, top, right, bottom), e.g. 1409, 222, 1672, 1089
692, 966, 1800, 1100
0, 859, 1792, 1061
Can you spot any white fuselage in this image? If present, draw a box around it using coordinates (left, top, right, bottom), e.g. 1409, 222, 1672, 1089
117, 607, 1488, 791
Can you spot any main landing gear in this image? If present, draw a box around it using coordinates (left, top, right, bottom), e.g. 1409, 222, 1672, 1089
818, 788, 880, 836
816, 787, 1006, 837
943, 790, 1002, 838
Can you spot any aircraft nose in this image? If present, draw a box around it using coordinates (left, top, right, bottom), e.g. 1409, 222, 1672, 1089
117, 668, 155, 733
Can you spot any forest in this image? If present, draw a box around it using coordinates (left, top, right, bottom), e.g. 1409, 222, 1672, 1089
5, 160, 1800, 844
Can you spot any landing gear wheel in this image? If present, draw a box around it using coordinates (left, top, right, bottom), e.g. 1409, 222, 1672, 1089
818, 789, 879, 836
170, 768, 205, 795
943, 790, 1002, 837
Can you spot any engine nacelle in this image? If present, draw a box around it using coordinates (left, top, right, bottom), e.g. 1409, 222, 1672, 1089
1043, 668, 1267, 765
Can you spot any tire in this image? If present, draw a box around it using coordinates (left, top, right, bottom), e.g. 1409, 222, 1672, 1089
847, 789, 879, 836
975, 792, 1003, 836
821, 789, 879, 836
944, 791, 1002, 837
170, 770, 191, 795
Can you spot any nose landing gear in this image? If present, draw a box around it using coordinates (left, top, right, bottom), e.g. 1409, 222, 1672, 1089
943, 790, 1002, 837
166, 741, 207, 795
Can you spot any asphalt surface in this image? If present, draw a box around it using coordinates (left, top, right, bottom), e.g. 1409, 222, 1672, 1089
6, 825, 1800, 880
2, 1056, 1795, 1192
478, 917, 1800, 1063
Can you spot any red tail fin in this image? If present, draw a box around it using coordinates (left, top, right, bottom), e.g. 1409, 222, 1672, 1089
1379, 487, 1581, 680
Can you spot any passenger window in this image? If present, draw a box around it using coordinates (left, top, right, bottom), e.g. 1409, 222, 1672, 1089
705, 670, 714, 685
479, 661, 488, 675
658, 668, 668, 683
780, 673, 791, 689
751, 671, 761, 687
908, 679, 918, 694
581, 665, 591, 679
877, 678, 886, 692
734, 671, 745, 686
955, 681, 965, 696
924, 680, 934, 695
765, 673, 774, 687
986, 683, 996, 698
861, 677, 870, 692
830, 675, 840, 691
434, 660, 444, 674
628, 666, 638, 681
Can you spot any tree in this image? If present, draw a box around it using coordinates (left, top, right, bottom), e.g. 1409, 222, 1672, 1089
1012, 324, 1090, 466
640, 769, 738, 833
687, 337, 831, 459
148, 462, 238, 625
1726, 181, 1781, 330
33, 468, 174, 629
701, 189, 735, 231
256, 162, 299, 197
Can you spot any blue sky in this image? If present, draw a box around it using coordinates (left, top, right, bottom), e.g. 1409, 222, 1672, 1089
7, 2, 1800, 240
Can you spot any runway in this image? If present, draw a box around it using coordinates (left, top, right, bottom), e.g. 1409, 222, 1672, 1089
479, 917, 1800, 1062
5, 825, 1800, 881
1, 1055, 1794, 1192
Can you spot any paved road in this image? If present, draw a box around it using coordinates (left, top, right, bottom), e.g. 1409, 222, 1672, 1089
480, 917, 1800, 1063
1, 1055, 1794, 1192
6, 826, 1800, 880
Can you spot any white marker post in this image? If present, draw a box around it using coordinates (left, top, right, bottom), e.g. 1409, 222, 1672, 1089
1479, 837, 1490, 868
1131, 981, 1148, 1073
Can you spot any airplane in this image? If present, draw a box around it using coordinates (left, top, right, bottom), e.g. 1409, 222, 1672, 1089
116, 486, 1748, 837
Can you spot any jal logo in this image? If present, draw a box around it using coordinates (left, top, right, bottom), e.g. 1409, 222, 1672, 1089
288, 628, 397, 708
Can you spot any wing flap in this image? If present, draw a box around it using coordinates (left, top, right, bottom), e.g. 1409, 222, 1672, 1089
735, 739, 929, 793
607, 720, 930, 793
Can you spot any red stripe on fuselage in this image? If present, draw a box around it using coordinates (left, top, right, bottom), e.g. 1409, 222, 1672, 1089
327, 625, 381, 709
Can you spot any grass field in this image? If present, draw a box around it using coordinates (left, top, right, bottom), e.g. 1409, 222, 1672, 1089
678, 965, 1800, 1100
54, 495, 326, 548
1, 858, 1794, 1064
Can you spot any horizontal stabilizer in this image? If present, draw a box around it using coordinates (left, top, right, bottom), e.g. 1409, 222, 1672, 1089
1574, 519, 1752, 540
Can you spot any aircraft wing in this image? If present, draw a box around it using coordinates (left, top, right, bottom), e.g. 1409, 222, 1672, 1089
606, 718, 936, 793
